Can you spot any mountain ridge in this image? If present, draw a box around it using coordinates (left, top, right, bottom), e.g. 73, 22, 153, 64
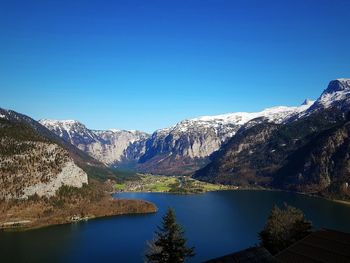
194, 79, 350, 201
39, 100, 314, 175
3, 78, 350, 201
39, 119, 150, 168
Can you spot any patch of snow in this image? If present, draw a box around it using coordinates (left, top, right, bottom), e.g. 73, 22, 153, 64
175, 101, 314, 132
108, 129, 121, 133
318, 89, 350, 107
146, 101, 315, 159
304, 79, 350, 115
336, 78, 350, 82
39, 119, 78, 127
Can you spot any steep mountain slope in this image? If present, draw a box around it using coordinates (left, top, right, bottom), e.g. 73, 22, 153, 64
39, 120, 149, 168
194, 108, 345, 184
0, 109, 88, 199
0, 110, 110, 170
194, 79, 350, 200
273, 117, 350, 200
137, 101, 314, 175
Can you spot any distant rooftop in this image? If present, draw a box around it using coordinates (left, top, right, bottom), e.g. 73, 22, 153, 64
276, 229, 350, 263
205, 229, 350, 263
204, 247, 278, 263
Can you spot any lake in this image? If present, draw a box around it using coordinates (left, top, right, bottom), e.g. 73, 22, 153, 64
1, 190, 350, 262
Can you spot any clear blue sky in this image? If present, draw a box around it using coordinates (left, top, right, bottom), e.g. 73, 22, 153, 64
1, 0, 349, 133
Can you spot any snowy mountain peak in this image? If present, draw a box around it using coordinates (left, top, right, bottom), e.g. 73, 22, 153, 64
155, 102, 313, 139
305, 79, 350, 112
104, 128, 148, 135
189, 102, 312, 126
39, 119, 96, 145
40, 119, 150, 166
325, 79, 350, 94
336, 78, 350, 83
143, 102, 314, 165
107, 128, 121, 133
301, 99, 314, 106
39, 119, 84, 129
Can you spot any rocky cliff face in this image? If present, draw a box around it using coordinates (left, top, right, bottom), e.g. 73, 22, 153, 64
39, 120, 149, 167
137, 101, 314, 175
40, 101, 314, 175
94, 129, 149, 167
0, 110, 88, 200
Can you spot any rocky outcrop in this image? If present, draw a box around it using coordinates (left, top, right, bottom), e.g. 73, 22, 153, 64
22, 160, 88, 198
94, 129, 149, 166
0, 113, 89, 200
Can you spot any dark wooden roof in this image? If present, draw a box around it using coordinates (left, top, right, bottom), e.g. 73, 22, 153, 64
276, 229, 350, 263
204, 247, 278, 263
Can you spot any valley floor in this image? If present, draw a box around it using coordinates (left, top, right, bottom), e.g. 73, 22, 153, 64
115, 174, 237, 194
116, 173, 350, 206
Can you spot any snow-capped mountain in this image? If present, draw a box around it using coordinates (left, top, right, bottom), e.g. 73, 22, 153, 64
194, 79, 350, 201
39, 119, 149, 167
16, 78, 350, 177
137, 100, 314, 175
189, 99, 314, 128
40, 100, 314, 175
39, 120, 99, 145
3, 78, 350, 202
306, 78, 350, 113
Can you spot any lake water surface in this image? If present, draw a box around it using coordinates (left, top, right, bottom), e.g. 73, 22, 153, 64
1, 190, 350, 262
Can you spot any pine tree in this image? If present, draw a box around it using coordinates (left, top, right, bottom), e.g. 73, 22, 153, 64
145, 208, 195, 263
259, 204, 312, 254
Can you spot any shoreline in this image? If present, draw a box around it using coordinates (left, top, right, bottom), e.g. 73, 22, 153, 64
114, 186, 350, 206
5, 186, 350, 232
0, 197, 157, 232
2, 208, 158, 233
113, 186, 237, 195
